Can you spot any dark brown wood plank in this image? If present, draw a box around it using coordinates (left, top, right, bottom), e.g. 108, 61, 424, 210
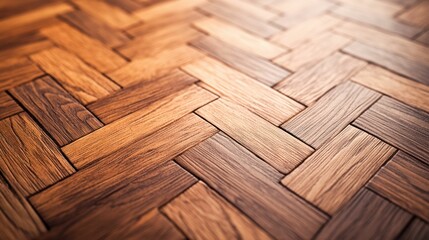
354, 96, 429, 163
106, 0, 143, 12
0, 92, 22, 120
398, 218, 429, 240
176, 133, 327, 239
316, 189, 412, 239
10, 76, 103, 146
0, 113, 75, 196
368, 151, 429, 221
282, 82, 381, 148
0, 57, 43, 91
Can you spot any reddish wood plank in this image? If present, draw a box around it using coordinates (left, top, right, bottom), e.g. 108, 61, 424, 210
0, 92, 22, 120
0, 57, 43, 91
399, 218, 429, 240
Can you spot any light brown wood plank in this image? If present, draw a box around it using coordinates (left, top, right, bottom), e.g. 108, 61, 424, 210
316, 189, 412, 239
197, 99, 313, 174
10, 76, 103, 146
134, 0, 206, 21
275, 52, 367, 106
215, 0, 277, 21
282, 125, 396, 214
354, 96, 429, 163
0, 92, 22, 120
398, 1, 429, 28
30, 47, 120, 104
0, 57, 43, 91
352, 65, 429, 112
334, 0, 403, 16
399, 218, 429, 240
63, 85, 216, 168
191, 36, 290, 86
0, 33, 53, 61
162, 182, 272, 240
182, 57, 303, 125
0, 113, 75, 196
283, 82, 380, 148
368, 151, 429, 221
106, 0, 143, 13
176, 133, 327, 239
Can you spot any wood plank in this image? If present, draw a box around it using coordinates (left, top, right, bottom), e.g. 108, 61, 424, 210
270, 14, 342, 48
30, 47, 120, 104
398, 1, 429, 28
191, 36, 290, 86
193, 18, 285, 59
368, 151, 429, 221
182, 57, 303, 125
283, 82, 380, 148
198, 1, 280, 38
354, 96, 429, 163
162, 182, 272, 240
61, 10, 129, 48
215, 0, 277, 21
176, 133, 327, 239
134, 0, 206, 21
88, 70, 197, 124
34, 162, 193, 239
352, 65, 429, 112
275, 52, 366, 106
108, 45, 203, 86
72, 0, 139, 29
0, 57, 43, 91
282, 125, 396, 214
0, 175, 46, 240
31, 114, 217, 226
273, 31, 351, 71
106, 0, 143, 13
40, 23, 126, 73
0, 32, 53, 61
316, 189, 412, 239
10, 76, 103, 146
398, 218, 429, 240
334, 0, 403, 16
0, 92, 22, 120
197, 99, 312, 174
0, 113, 75, 196
63, 85, 216, 168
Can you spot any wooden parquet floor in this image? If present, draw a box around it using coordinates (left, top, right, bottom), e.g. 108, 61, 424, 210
1, 0, 429, 239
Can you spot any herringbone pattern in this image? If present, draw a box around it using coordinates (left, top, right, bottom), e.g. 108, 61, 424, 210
0, 0, 428, 239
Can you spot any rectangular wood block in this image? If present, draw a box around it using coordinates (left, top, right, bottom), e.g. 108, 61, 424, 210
0, 92, 22, 120
0, 57, 43, 91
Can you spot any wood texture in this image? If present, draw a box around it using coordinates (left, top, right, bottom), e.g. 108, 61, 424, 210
0, 57, 43, 91
0, 92, 22, 120
162, 182, 272, 240
398, 1, 429, 27
282, 126, 396, 214
354, 96, 429, 163
10, 76, 103, 146
399, 218, 429, 240
0, 113, 75, 196
134, 0, 206, 21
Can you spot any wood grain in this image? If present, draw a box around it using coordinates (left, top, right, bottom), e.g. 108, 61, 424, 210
398, 218, 429, 240
0, 33, 53, 61
316, 189, 412, 239
282, 125, 396, 214
176, 133, 327, 239
191, 36, 290, 86
368, 151, 429, 221
354, 96, 429, 163
106, 0, 143, 13
0, 92, 22, 120
134, 0, 206, 21
215, 0, 277, 21
162, 182, 272, 240
10, 76, 103, 146
0, 57, 43, 91
63, 85, 216, 168
197, 99, 313, 174
30, 47, 120, 104
398, 1, 429, 27
275, 52, 367, 106
0, 113, 75, 196
417, 31, 429, 45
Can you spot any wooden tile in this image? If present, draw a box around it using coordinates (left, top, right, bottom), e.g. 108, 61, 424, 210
31, 114, 216, 225
316, 189, 412, 239
0, 33, 53, 61
108, 45, 203, 86
273, 31, 351, 71
0, 92, 22, 120
275, 52, 367, 106
30, 47, 120, 104
61, 10, 129, 48
176, 133, 327, 239
398, 1, 429, 27
0, 57, 43, 92
283, 82, 380, 148
63, 85, 216, 168
106, 0, 143, 13
215, 0, 277, 21
72, 0, 139, 29
334, 0, 403, 16
282, 125, 396, 214
270, 14, 342, 48
399, 218, 429, 240
197, 99, 312, 174
0, 113, 75, 196
193, 18, 286, 59
182, 57, 303, 125
354, 96, 429, 163
88, 70, 197, 123
191, 36, 290, 86
162, 182, 272, 240
134, 0, 206, 21
10, 76, 103, 146
368, 151, 429, 221
0, 175, 46, 240
352, 65, 429, 112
